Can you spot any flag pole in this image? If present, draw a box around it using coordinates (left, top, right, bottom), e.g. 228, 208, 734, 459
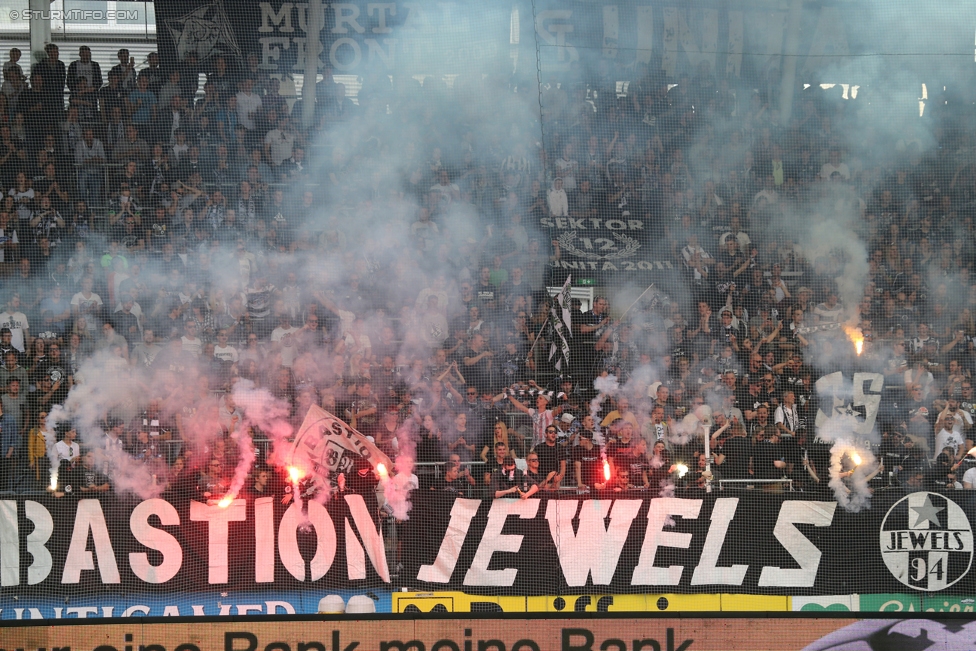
618, 283, 655, 322
524, 313, 550, 362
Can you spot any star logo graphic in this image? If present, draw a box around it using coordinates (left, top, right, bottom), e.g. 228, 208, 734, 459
831, 400, 867, 421
911, 494, 944, 529
165, 1, 241, 63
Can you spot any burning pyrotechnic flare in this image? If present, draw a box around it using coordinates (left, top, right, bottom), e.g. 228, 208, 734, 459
674, 463, 689, 478
377, 463, 388, 479
828, 439, 878, 512
217, 496, 234, 509
287, 466, 304, 484
843, 325, 864, 356
603, 459, 611, 481
49, 472, 57, 491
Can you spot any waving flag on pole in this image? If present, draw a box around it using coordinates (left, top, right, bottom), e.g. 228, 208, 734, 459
549, 275, 573, 371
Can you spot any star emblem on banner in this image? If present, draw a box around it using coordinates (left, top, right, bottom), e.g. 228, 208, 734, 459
165, 1, 242, 63
911, 495, 944, 529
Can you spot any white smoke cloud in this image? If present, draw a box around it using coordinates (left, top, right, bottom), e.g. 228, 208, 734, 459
828, 438, 878, 513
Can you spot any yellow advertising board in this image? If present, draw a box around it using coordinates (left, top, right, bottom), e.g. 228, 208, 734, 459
392, 592, 786, 613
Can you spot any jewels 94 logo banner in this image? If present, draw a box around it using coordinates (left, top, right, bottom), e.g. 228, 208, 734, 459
880, 492, 974, 592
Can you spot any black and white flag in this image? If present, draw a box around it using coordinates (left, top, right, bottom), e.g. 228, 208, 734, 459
549, 275, 573, 371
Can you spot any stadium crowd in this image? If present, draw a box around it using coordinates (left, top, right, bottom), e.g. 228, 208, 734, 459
0, 40, 975, 508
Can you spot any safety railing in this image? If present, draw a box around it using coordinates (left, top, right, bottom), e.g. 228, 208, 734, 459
717, 477, 795, 491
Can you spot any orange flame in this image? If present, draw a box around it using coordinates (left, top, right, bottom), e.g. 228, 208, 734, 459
377, 463, 388, 478
603, 460, 611, 481
844, 325, 864, 356
217, 496, 234, 509
287, 466, 304, 483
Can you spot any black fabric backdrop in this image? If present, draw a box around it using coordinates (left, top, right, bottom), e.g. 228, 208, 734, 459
3, 489, 976, 599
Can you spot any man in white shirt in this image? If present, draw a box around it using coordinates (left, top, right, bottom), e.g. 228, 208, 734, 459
813, 288, 844, 324
751, 176, 779, 208
414, 275, 449, 312
419, 295, 449, 348
263, 114, 296, 168
235, 77, 262, 131
271, 313, 299, 367
910, 323, 938, 354
937, 398, 973, 440
547, 177, 569, 217
507, 391, 559, 448
0, 293, 29, 352
180, 321, 203, 357
213, 329, 239, 363
961, 463, 976, 489
71, 277, 103, 334
681, 232, 712, 284
97, 322, 129, 359
131, 329, 161, 369
774, 390, 800, 438
935, 418, 966, 462
428, 169, 460, 206
271, 313, 299, 344
75, 127, 106, 207
217, 393, 243, 433
819, 149, 850, 181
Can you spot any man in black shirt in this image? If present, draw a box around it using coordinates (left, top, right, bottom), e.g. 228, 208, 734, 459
0, 329, 18, 366
742, 379, 766, 422
753, 431, 789, 483
33, 44, 66, 122
498, 339, 530, 385
32, 341, 69, 404
533, 425, 567, 489
98, 69, 127, 118
112, 299, 141, 347
718, 308, 741, 344
19, 74, 50, 137
722, 426, 753, 480
491, 455, 535, 499
524, 451, 553, 490
432, 462, 467, 496
475, 267, 497, 313
573, 430, 603, 489
243, 467, 279, 499
606, 420, 638, 463
483, 441, 508, 485
461, 333, 493, 393
574, 296, 611, 382
722, 370, 749, 412
66, 450, 111, 497
878, 430, 907, 472
715, 238, 748, 287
